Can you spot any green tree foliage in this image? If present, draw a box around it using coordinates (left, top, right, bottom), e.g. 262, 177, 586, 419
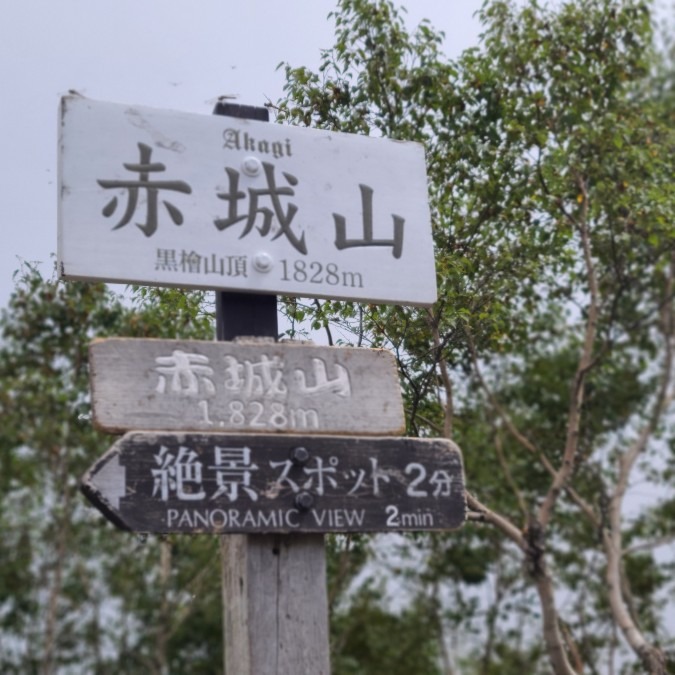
0, 266, 221, 673
0, 268, 431, 674
275, 0, 675, 672
331, 583, 443, 675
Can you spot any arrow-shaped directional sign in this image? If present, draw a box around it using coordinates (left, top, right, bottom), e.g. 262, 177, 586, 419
81, 433, 466, 534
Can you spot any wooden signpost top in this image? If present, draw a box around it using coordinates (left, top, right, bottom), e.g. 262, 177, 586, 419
88, 337, 405, 435
81, 432, 466, 535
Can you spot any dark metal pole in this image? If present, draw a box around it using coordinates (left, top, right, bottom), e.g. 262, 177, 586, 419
213, 101, 278, 341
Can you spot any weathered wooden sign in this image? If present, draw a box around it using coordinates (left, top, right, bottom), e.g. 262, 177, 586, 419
58, 96, 436, 306
81, 433, 466, 534
89, 338, 404, 435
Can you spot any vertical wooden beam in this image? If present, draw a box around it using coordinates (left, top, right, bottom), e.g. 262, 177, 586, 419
214, 102, 330, 675
221, 535, 330, 675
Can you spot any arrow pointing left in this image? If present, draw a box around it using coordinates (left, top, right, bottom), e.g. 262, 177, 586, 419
81, 447, 129, 531
80, 432, 466, 535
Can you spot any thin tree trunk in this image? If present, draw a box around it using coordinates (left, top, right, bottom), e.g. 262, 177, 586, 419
42, 515, 68, 675
42, 434, 72, 675
155, 539, 172, 675
467, 495, 577, 675
600, 257, 675, 674
539, 179, 597, 530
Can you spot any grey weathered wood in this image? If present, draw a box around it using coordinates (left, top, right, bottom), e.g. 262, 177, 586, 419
222, 534, 330, 675
89, 337, 404, 436
80, 432, 466, 534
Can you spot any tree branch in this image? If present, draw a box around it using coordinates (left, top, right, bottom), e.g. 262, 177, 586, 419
539, 176, 598, 529
465, 326, 598, 525
623, 534, 675, 557
601, 256, 675, 674
493, 425, 529, 521
426, 308, 454, 438
467, 493, 577, 674
466, 492, 526, 551
313, 299, 334, 346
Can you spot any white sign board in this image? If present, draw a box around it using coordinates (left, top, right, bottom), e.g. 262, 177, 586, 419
58, 96, 436, 306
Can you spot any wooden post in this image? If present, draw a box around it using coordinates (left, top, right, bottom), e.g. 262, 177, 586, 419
214, 102, 331, 675
222, 535, 330, 674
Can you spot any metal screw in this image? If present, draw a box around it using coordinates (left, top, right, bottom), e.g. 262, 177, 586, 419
242, 156, 262, 176
290, 446, 310, 466
252, 251, 273, 273
294, 491, 314, 512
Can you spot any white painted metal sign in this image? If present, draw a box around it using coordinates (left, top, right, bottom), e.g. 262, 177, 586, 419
58, 96, 436, 306
89, 338, 405, 435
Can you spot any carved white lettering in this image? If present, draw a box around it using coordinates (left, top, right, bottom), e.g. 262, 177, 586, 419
223, 399, 320, 430
257, 511, 277, 528
385, 506, 434, 528
193, 510, 209, 528
165, 508, 301, 530
310, 509, 365, 528
242, 510, 256, 527
285, 509, 300, 528
294, 358, 351, 397
178, 510, 193, 527
210, 509, 227, 527
311, 509, 327, 527
344, 510, 365, 527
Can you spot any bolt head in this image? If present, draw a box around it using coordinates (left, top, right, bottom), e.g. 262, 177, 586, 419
253, 251, 273, 273
294, 491, 314, 511
290, 446, 310, 466
242, 156, 262, 176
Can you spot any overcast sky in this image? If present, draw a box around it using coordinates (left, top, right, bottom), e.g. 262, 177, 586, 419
0, 0, 483, 311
